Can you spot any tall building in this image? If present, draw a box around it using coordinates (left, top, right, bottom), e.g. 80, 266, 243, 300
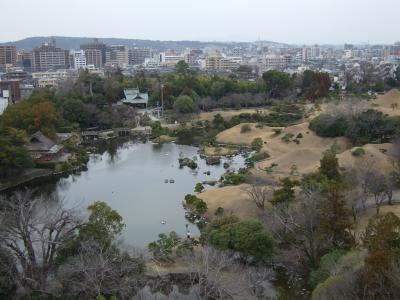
205, 54, 240, 70
129, 48, 152, 65
70, 50, 87, 70
83, 49, 103, 68
80, 39, 106, 68
32, 42, 69, 71
0, 45, 17, 67
17, 50, 32, 70
106, 45, 128, 67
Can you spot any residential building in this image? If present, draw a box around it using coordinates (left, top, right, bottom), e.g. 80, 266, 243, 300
80, 39, 106, 66
258, 54, 291, 72
129, 48, 152, 65
83, 49, 103, 68
106, 45, 128, 67
0, 80, 21, 103
0, 45, 17, 67
159, 51, 185, 67
70, 50, 87, 69
16, 50, 32, 70
32, 70, 70, 88
32, 42, 69, 71
205, 54, 240, 70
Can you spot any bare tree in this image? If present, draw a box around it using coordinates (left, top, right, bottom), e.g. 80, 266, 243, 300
390, 138, 400, 173
57, 239, 144, 299
0, 190, 82, 293
244, 183, 273, 210
183, 246, 244, 299
365, 172, 389, 215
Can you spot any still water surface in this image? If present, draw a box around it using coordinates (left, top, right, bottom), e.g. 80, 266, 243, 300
53, 142, 246, 246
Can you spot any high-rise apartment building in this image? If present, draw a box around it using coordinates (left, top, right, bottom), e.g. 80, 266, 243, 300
32, 42, 69, 71
80, 39, 106, 68
0, 45, 17, 67
106, 45, 128, 67
70, 50, 87, 70
17, 50, 32, 70
128, 48, 152, 65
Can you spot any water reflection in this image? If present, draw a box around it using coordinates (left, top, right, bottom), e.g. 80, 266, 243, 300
38, 142, 247, 247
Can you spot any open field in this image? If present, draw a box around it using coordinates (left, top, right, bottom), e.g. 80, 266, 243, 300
217, 122, 349, 177
200, 184, 260, 220
371, 89, 400, 116
194, 108, 271, 122
203, 90, 399, 220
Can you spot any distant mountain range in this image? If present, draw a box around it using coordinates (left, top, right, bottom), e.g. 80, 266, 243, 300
0, 36, 290, 51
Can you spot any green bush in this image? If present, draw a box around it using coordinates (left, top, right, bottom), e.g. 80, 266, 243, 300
309, 114, 349, 137
245, 152, 270, 167
206, 218, 274, 261
351, 147, 366, 157
251, 137, 263, 151
222, 172, 246, 185
184, 194, 207, 215
281, 133, 294, 142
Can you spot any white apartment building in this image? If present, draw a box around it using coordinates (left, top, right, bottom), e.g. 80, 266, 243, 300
258, 54, 291, 72
71, 50, 87, 70
159, 52, 185, 67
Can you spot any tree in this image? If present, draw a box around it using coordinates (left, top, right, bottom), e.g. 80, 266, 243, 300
0, 127, 33, 178
361, 212, 400, 299
251, 137, 263, 152
319, 150, 341, 181
270, 177, 297, 206
57, 239, 144, 299
148, 231, 181, 263
262, 70, 291, 98
210, 81, 226, 100
0, 190, 82, 293
319, 181, 354, 248
302, 70, 331, 100
195, 182, 205, 193
207, 218, 274, 261
61, 98, 90, 127
365, 173, 387, 215
79, 201, 125, 248
173, 95, 196, 114
244, 184, 272, 210
175, 60, 190, 76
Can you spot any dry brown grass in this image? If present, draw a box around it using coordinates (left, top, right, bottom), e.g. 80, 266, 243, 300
200, 184, 259, 220
371, 89, 400, 116
195, 108, 270, 122
203, 146, 238, 156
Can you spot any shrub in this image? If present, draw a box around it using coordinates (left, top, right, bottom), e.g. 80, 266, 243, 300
194, 182, 204, 193
184, 194, 207, 215
281, 133, 294, 142
309, 114, 349, 137
273, 128, 282, 135
251, 137, 263, 151
206, 218, 274, 261
245, 152, 270, 167
222, 172, 246, 185
240, 124, 252, 133
351, 147, 366, 157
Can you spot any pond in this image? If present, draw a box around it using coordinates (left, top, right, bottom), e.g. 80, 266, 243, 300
47, 141, 247, 247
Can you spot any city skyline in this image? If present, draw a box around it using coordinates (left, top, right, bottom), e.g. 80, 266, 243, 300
0, 0, 399, 45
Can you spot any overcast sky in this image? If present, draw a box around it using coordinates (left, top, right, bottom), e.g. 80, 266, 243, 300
1, 0, 398, 44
